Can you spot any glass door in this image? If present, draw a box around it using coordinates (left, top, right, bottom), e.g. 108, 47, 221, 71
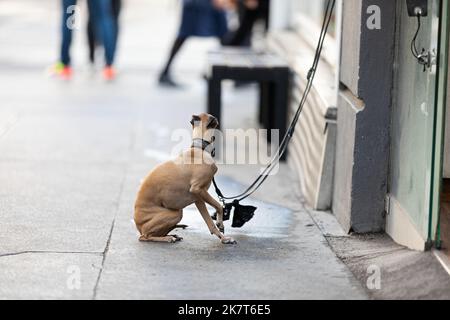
387, 0, 444, 250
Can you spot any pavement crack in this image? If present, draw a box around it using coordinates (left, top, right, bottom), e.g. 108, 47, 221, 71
325, 235, 351, 240
340, 248, 407, 262
92, 218, 116, 300
92, 162, 129, 300
0, 250, 103, 258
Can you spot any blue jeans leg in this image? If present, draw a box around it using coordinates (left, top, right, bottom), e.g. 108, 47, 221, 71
60, 0, 77, 66
88, 0, 117, 66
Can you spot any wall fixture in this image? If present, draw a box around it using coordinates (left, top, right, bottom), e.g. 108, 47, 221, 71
407, 0, 436, 72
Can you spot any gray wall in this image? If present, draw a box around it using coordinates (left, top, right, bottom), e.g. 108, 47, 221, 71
333, 0, 397, 233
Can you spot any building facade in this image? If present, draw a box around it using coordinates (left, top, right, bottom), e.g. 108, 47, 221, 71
270, 0, 450, 254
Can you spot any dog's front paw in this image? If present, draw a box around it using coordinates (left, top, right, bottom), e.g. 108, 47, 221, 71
221, 237, 237, 245
216, 222, 225, 233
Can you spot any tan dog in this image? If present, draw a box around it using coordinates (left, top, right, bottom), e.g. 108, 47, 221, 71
134, 113, 236, 245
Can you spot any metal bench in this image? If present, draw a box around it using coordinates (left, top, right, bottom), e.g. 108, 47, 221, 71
206, 48, 291, 147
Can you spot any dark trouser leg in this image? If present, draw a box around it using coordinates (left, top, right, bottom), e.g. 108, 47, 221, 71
222, 9, 258, 47
87, 0, 120, 64
111, 0, 121, 49
60, 0, 77, 66
87, 13, 96, 63
161, 37, 187, 76
88, 0, 117, 67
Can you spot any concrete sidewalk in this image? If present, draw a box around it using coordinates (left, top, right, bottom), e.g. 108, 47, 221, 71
0, 0, 367, 299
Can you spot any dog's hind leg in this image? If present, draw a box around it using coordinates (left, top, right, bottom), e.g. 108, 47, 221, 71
138, 208, 183, 243
139, 235, 180, 243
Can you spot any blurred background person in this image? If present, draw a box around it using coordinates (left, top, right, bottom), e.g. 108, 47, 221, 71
87, 0, 121, 70
158, 0, 230, 88
87, 0, 119, 80
54, 0, 80, 79
222, 0, 270, 47
55, 0, 119, 81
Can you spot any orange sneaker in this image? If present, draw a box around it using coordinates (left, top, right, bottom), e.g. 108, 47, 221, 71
60, 66, 73, 80
103, 66, 116, 81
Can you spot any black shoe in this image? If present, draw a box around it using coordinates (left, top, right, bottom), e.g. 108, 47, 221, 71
158, 73, 181, 88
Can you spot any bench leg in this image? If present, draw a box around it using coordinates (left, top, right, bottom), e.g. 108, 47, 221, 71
272, 76, 289, 161
207, 78, 222, 129
259, 82, 268, 125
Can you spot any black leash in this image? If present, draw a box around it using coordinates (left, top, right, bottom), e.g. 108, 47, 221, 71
212, 0, 336, 227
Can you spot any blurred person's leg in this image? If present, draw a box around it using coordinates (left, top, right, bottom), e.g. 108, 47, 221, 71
87, 0, 120, 65
259, 0, 270, 31
159, 0, 227, 87
159, 37, 187, 87
158, 0, 194, 87
222, 0, 270, 47
223, 4, 258, 46
110, 0, 121, 77
56, 0, 77, 79
88, 0, 118, 79
112, 0, 122, 41
60, 0, 77, 66
87, 11, 96, 64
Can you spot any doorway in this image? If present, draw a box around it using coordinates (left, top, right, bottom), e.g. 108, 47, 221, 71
433, 0, 450, 269
437, 34, 450, 258
439, 180, 450, 257
387, 0, 442, 250
387, 0, 449, 251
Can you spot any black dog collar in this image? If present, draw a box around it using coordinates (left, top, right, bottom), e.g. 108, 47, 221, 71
191, 138, 215, 157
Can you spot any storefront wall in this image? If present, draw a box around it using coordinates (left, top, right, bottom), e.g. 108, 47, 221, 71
333, 0, 396, 233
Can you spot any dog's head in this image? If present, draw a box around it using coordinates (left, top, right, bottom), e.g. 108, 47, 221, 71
190, 113, 219, 143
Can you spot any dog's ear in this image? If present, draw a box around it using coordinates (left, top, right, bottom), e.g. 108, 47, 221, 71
207, 116, 219, 129
190, 115, 201, 127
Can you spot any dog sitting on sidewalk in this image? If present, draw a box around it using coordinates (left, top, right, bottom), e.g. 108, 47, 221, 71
134, 113, 236, 244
